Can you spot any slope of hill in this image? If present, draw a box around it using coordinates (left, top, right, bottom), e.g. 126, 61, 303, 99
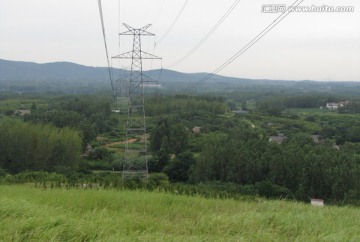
1, 185, 359, 241
0, 59, 242, 83
1, 59, 360, 94
0, 59, 107, 81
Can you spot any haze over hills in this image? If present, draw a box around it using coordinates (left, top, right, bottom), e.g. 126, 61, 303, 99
1, 59, 359, 94
0, 59, 268, 84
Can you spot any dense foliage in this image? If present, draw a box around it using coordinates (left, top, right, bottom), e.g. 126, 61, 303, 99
1, 88, 360, 205
190, 128, 360, 203
24, 95, 117, 146
256, 94, 342, 116
146, 95, 227, 120
339, 100, 360, 114
145, 94, 360, 203
0, 120, 82, 173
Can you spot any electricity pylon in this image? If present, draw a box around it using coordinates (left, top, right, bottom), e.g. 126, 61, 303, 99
112, 24, 161, 179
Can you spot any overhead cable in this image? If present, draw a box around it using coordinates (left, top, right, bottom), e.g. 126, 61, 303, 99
183, 0, 304, 91
97, 0, 115, 95
168, 0, 242, 68
157, 0, 190, 44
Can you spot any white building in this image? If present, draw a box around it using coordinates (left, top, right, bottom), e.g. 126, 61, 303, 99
326, 101, 348, 110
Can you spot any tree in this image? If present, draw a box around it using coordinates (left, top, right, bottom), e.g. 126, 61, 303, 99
30, 102, 37, 111
257, 97, 285, 116
148, 148, 170, 172
163, 151, 195, 182
150, 117, 189, 155
170, 123, 188, 155
189, 132, 229, 183
150, 118, 170, 153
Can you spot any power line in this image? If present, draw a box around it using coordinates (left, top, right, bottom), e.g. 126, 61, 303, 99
183, 0, 304, 91
117, 0, 126, 85
97, 0, 115, 95
157, 0, 190, 44
186, 0, 304, 90
168, 0, 242, 68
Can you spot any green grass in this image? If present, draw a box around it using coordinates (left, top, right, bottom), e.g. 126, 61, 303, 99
107, 147, 125, 155
91, 170, 122, 174
1, 185, 360, 241
0, 98, 48, 112
285, 108, 334, 114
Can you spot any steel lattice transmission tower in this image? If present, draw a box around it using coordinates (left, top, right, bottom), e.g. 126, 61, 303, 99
113, 24, 161, 179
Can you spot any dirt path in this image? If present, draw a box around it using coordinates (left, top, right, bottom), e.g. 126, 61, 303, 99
104, 139, 137, 147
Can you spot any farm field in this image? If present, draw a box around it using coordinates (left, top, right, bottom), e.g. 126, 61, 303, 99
1, 185, 360, 241
0, 97, 48, 113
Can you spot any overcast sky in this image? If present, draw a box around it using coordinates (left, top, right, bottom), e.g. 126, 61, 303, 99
1, 0, 359, 81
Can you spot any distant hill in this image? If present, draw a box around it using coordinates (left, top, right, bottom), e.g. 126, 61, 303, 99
0, 59, 253, 84
1, 59, 359, 94
0, 59, 110, 82
0, 59, 272, 93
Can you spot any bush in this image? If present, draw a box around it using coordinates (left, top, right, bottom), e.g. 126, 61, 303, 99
82, 159, 113, 171
2, 171, 66, 184
0, 168, 6, 180
88, 147, 114, 160
148, 173, 169, 188
256, 181, 294, 199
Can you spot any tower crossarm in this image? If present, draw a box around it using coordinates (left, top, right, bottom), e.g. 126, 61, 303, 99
119, 23, 155, 36
113, 51, 161, 60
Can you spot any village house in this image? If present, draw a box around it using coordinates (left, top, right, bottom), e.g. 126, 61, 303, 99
311, 135, 322, 144
269, 134, 287, 144
232, 109, 249, 114
269, 134, 322, 145
325, 101, 348, 110
192, 126, 201, 134
14, 109, 31, 116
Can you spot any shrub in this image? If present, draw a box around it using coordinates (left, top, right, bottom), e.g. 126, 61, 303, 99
256, 181, 294, 199
148, 173, 169, 188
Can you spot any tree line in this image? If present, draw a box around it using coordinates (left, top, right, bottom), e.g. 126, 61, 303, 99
256, 94, 343, 116
0, 120, 82, 173
145, 95, 360, 203
190, 127, 360, 203
146, 95, 227, 117
339, 100, 360, 114
24, 95, 118, 147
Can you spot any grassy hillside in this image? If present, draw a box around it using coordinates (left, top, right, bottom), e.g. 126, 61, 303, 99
1, 185, 359, 241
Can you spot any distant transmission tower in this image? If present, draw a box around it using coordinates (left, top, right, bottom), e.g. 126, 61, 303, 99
113, 24, 161, 179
